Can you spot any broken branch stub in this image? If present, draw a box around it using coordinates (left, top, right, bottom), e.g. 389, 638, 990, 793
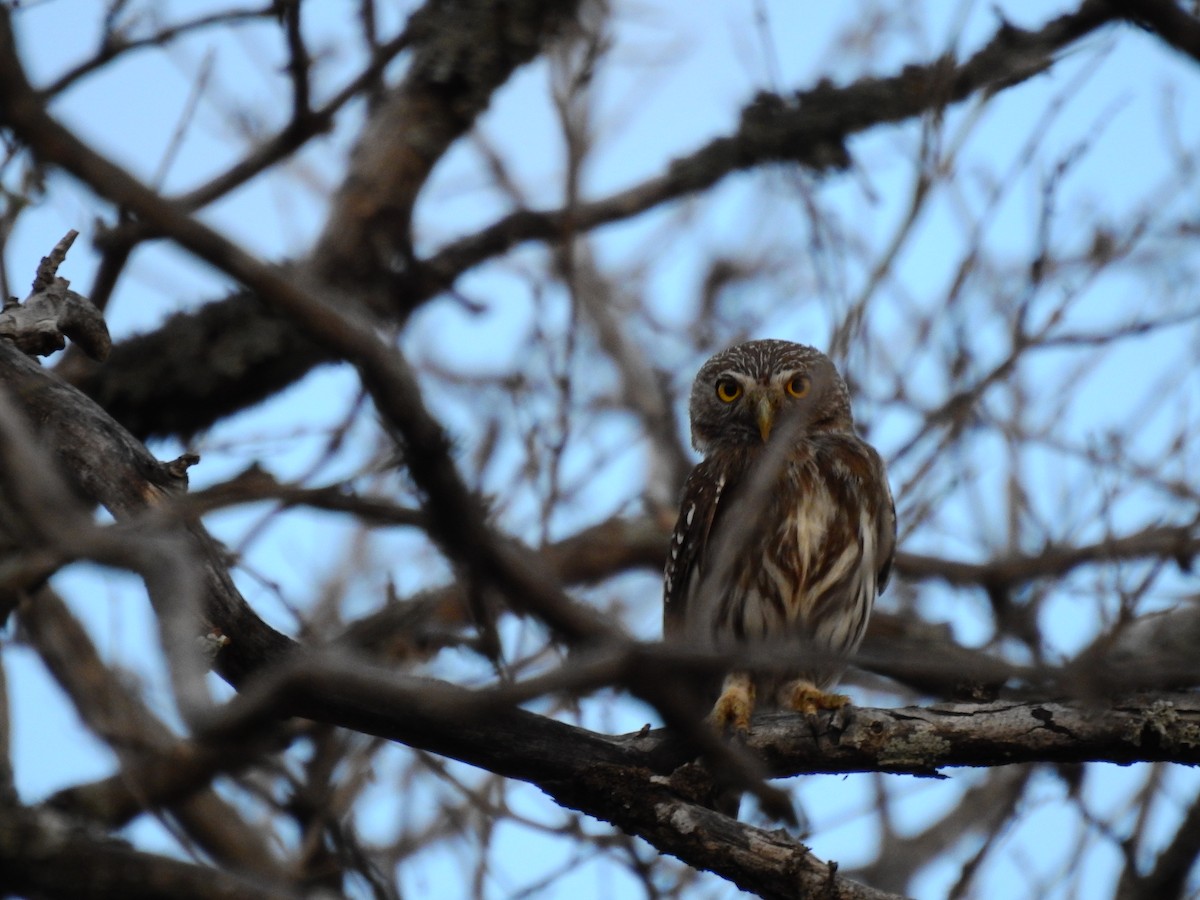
0, 230, 111, 360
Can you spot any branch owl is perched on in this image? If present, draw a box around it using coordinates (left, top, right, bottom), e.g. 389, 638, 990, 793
664, 339, 895, 732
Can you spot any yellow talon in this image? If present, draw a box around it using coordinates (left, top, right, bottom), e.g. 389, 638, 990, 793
786, 681, 850, 715
709, 673, 755, 735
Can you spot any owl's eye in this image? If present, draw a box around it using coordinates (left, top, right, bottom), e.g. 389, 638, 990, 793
715, 379, 742, 403
785, 374, 811, 398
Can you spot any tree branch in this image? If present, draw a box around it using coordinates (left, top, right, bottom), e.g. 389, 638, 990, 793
52, 1, 1123, 441
0, 804, 294, 900
420, 0, 1120, 290
1106, 0, 1200, 64
190, 650, 1200, 898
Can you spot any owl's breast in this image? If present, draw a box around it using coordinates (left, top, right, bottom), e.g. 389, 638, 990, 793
719, 437, 886, 660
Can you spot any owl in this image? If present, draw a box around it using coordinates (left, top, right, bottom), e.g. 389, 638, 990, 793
664, 339, 895, 732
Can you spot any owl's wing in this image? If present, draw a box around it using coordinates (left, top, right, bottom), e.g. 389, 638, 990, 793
869, 447, 897, 595
663, 457, 728, 640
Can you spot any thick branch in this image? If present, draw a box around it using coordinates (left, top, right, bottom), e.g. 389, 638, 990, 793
0, 337, 294, 683
197, 654, 900, 898
310, 0, 583, 293
194, 652, 1200, 898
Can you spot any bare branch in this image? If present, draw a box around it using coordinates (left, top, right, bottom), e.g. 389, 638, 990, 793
0, 803, 295, 900
0, 230, 109, 359
1107, 0, 1200, 64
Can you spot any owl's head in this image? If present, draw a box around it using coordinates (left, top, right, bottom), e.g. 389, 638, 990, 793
687, 339, 853, 453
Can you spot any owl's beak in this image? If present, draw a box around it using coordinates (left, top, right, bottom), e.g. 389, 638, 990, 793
754, 392, 777, 442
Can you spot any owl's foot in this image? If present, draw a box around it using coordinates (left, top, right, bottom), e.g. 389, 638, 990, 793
785, 681, 850, 716
709, 673, 756, 735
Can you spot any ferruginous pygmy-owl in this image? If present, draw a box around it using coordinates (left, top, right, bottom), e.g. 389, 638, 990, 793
664, 339, 895, 731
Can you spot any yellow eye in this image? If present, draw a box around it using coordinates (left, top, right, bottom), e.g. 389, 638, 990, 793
715, 379, 742, 403
785, 374, 810, 398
